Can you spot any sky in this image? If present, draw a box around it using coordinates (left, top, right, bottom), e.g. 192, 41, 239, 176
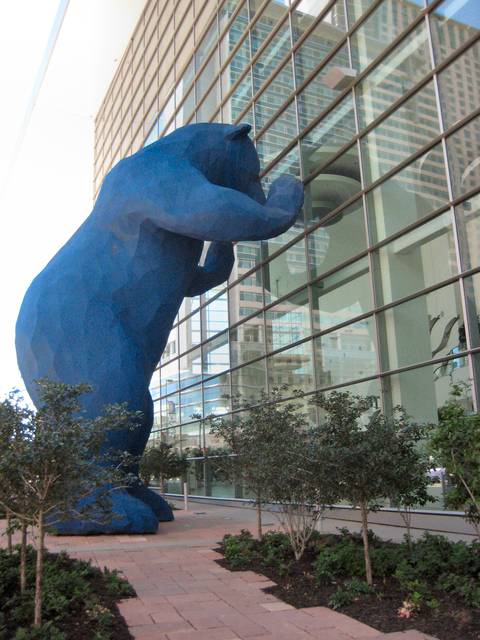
0, 0, 144, 398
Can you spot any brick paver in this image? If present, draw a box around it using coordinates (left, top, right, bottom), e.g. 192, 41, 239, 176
0, 502, 438, 639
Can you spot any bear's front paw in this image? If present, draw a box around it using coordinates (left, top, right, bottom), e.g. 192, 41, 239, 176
267, 175, 304, 214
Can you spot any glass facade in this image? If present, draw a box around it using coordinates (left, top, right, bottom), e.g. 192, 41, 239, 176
95, 0, 480, 502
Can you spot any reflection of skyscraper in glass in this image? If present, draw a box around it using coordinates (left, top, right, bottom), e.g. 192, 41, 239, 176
93, 0, 480, 511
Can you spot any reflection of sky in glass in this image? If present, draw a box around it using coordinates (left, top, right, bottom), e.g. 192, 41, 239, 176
434, 0, 480, 28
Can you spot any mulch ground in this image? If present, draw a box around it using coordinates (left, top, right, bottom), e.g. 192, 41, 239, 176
217, 549, 480, 640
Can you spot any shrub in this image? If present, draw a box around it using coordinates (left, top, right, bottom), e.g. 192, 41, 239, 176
222, 530, 258, 569
259, 531, 292, 566
370, 544, 406, 579
313, 537, 365, 584
437, 574, 480, 608
328, 578, 375, 610
13, 621, 66, 639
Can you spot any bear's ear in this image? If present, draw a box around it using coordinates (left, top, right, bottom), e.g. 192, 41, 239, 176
225, 123, 252, 141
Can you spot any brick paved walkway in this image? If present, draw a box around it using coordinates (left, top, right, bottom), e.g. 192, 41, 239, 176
1, 502, 437, 640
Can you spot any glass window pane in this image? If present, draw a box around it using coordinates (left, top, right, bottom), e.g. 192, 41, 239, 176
355, 23, 432, 130
222, 72, 253, 123
308, 198, 367, 277
219, 0, 248, 37
346, 0, 376, 26
220, 34, 251, 88
204, 373, 231, 416
261, 146, 304, 251
202, 331, 230, 376
160, 359, 180, 395
267, 340, 315, 392
162, 426, 182, 454
437, 40, 480, 131
301, 93, 356, 177
372, 212, 458, 306
311, 257, 372, 332
361, 82, 440, 186
250, 0, 289, 55
179, 311, 201, 354
305, 145, 362, 226
230, 313, 266, 366
229, 268, 264, 324
253, 19, 291, 93
446, 114, 480, 199
196, 20, 218, 70
180, 386, 203, 422
293, 0, 347, 79
366, 143, 449, 243
181, 421, 202, 451
231, 241, 263, 282
291, 0, 341, 42
196, 51, 220, 102
156, 93, 175, 136
161, 394, 180, 427
456, 193, 480, 271
297, 44, 350, 130
179, 346, 202, 389
256, 99, 297, 166
382, 361, 473, 423
255, 62, 295, 132
161, 325, 178, 363
197, 79, 221, 122
265, 288, 311, 351
463, 273, 480, 349
429, 0, 479, 65
314, 316, 377, 387
175, 62, 195, 105
231, 359, 268, 405
150, 369, 161, 400
263, 238, 307, 304
350, 0, 423, 72
176, 85, 195, 127
202, 293, 229, 339
377, 282, 465, 372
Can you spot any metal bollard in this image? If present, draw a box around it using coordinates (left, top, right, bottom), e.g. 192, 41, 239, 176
183, 482, 188, 510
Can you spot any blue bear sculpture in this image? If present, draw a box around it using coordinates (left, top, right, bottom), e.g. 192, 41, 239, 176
15, 123, 304, 534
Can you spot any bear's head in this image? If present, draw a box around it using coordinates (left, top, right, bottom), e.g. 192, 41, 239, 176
163, 123, 266, 204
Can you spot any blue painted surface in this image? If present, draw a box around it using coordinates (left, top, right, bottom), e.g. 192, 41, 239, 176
15, 123, 304, 534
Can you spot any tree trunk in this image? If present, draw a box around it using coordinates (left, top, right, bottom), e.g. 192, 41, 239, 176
6, 510, 12, 554
34, 512, 44, 626
256, 496, 262, 539
400, 508, 413, 547
359, 501, 373, 586
20, 521, 27, 595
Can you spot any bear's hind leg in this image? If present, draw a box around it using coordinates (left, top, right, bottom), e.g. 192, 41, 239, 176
125, 392, 174, 521
127, 484, 174, 521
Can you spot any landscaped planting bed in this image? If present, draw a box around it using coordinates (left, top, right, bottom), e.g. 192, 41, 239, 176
0, 545, 135, 640
218, 528, 480, 640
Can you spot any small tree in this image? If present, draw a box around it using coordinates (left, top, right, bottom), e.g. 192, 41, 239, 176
386, 424, 434, 545
0, 379, 140, 627
261, 408, 339, 560
0, 390, 33, 593
430, 385, 480, 539
313, 391, 432, 585
210, 388, 304, 539
139, 442, 188, 491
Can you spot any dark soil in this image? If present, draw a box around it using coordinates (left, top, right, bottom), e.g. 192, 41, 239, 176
217, 548, 480, 640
